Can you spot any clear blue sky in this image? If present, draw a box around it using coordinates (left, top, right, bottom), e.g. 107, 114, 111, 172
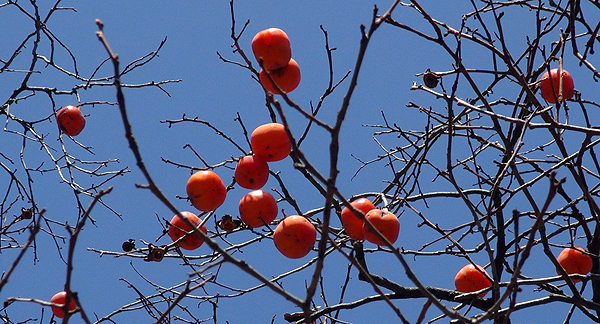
2, 1, 599, 323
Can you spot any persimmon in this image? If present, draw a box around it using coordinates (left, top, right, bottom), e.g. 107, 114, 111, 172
252, 28, 292, 71
259, 58, 301, 94
556, 246, 593, 283
362, 209, 399, 246
239, 189, 278, 228
50, 291, 77, 318
250, 122, 292, 162
168, 211, 207, 250
341, 198, 375, 240
539, 68, 574, 103
454, 264, 492, 298
234, 154, 269, 189
273, 215, 316, 258
57, 105, 85, 136
186, 170, 227, 212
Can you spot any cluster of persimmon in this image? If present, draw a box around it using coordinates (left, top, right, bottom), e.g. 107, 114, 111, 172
427, 67, 578, 297
252, 28, 301, 94
51, 54, 581, 320
452, 245, 593, 299
167, 122, 317, 259
239, 122, 317, 259
236, 123, 289, 230
56, 105, 86, 136
48, 107, 87, 315
340, 198, 400, 246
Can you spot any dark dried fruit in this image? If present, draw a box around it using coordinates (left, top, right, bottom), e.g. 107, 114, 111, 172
19, 207, 33, 220
145, 244, 166, 262
423, 70, 439, 88
122, 239, 136, 252
217, 214, 242, 232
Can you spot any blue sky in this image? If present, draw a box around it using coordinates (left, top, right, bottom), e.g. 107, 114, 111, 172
2, 1, 600, 323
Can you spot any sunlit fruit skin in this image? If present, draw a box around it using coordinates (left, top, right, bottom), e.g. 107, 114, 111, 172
250, 122, 292, 162
239, 189, 278, 228
341, 198, 376, 240
50, 291, 77, 318
168, 211, 207, 250
186, 170, 227, 212
252, 28, 292, 71
539, 68, 574, 104
454, 264, 492, 298
234, 155, 270, 190
259, 58, 301, 94
556, 246, 593, 283
362, 209, 399, 246
273, 215, 316, 259
57, 105, 85, 136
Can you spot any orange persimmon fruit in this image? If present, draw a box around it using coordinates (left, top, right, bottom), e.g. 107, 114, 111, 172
168, 211, 207, 250
362, 209, 399, 246
259, 58, 301, 94
273, 215, 316, 259
341, 198, 376, 240
239, 189, 278, 228
454, 264, 492, 298
539, 68, 574, 104
234, 154, 270, 190
556, 246, 593, 283
57, 105, 85, 136
50, 291, 77, 318
250, 122, 292, 162
186, 170, 227, 212
252, 28, 292, 71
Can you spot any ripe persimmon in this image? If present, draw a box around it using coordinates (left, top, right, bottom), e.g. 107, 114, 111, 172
454, 264, 492, 297
259, 58, 301, 94
168, 211, 207, 250
556, 246, 593, 283
252, 28, 292, 71
539, 68, 574, 104
186, 170, 227, 212
50, 291, 77, 318
273, 215, 316, 259
362, 209, 399, 246
250, 122, 292, 162
341, 198, 375, 240
234, 154, 269, 189
239, 189, 278, 228
57, 105, 85, 136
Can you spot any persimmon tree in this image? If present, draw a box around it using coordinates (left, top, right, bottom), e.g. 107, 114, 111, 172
2, 1, 600, 324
